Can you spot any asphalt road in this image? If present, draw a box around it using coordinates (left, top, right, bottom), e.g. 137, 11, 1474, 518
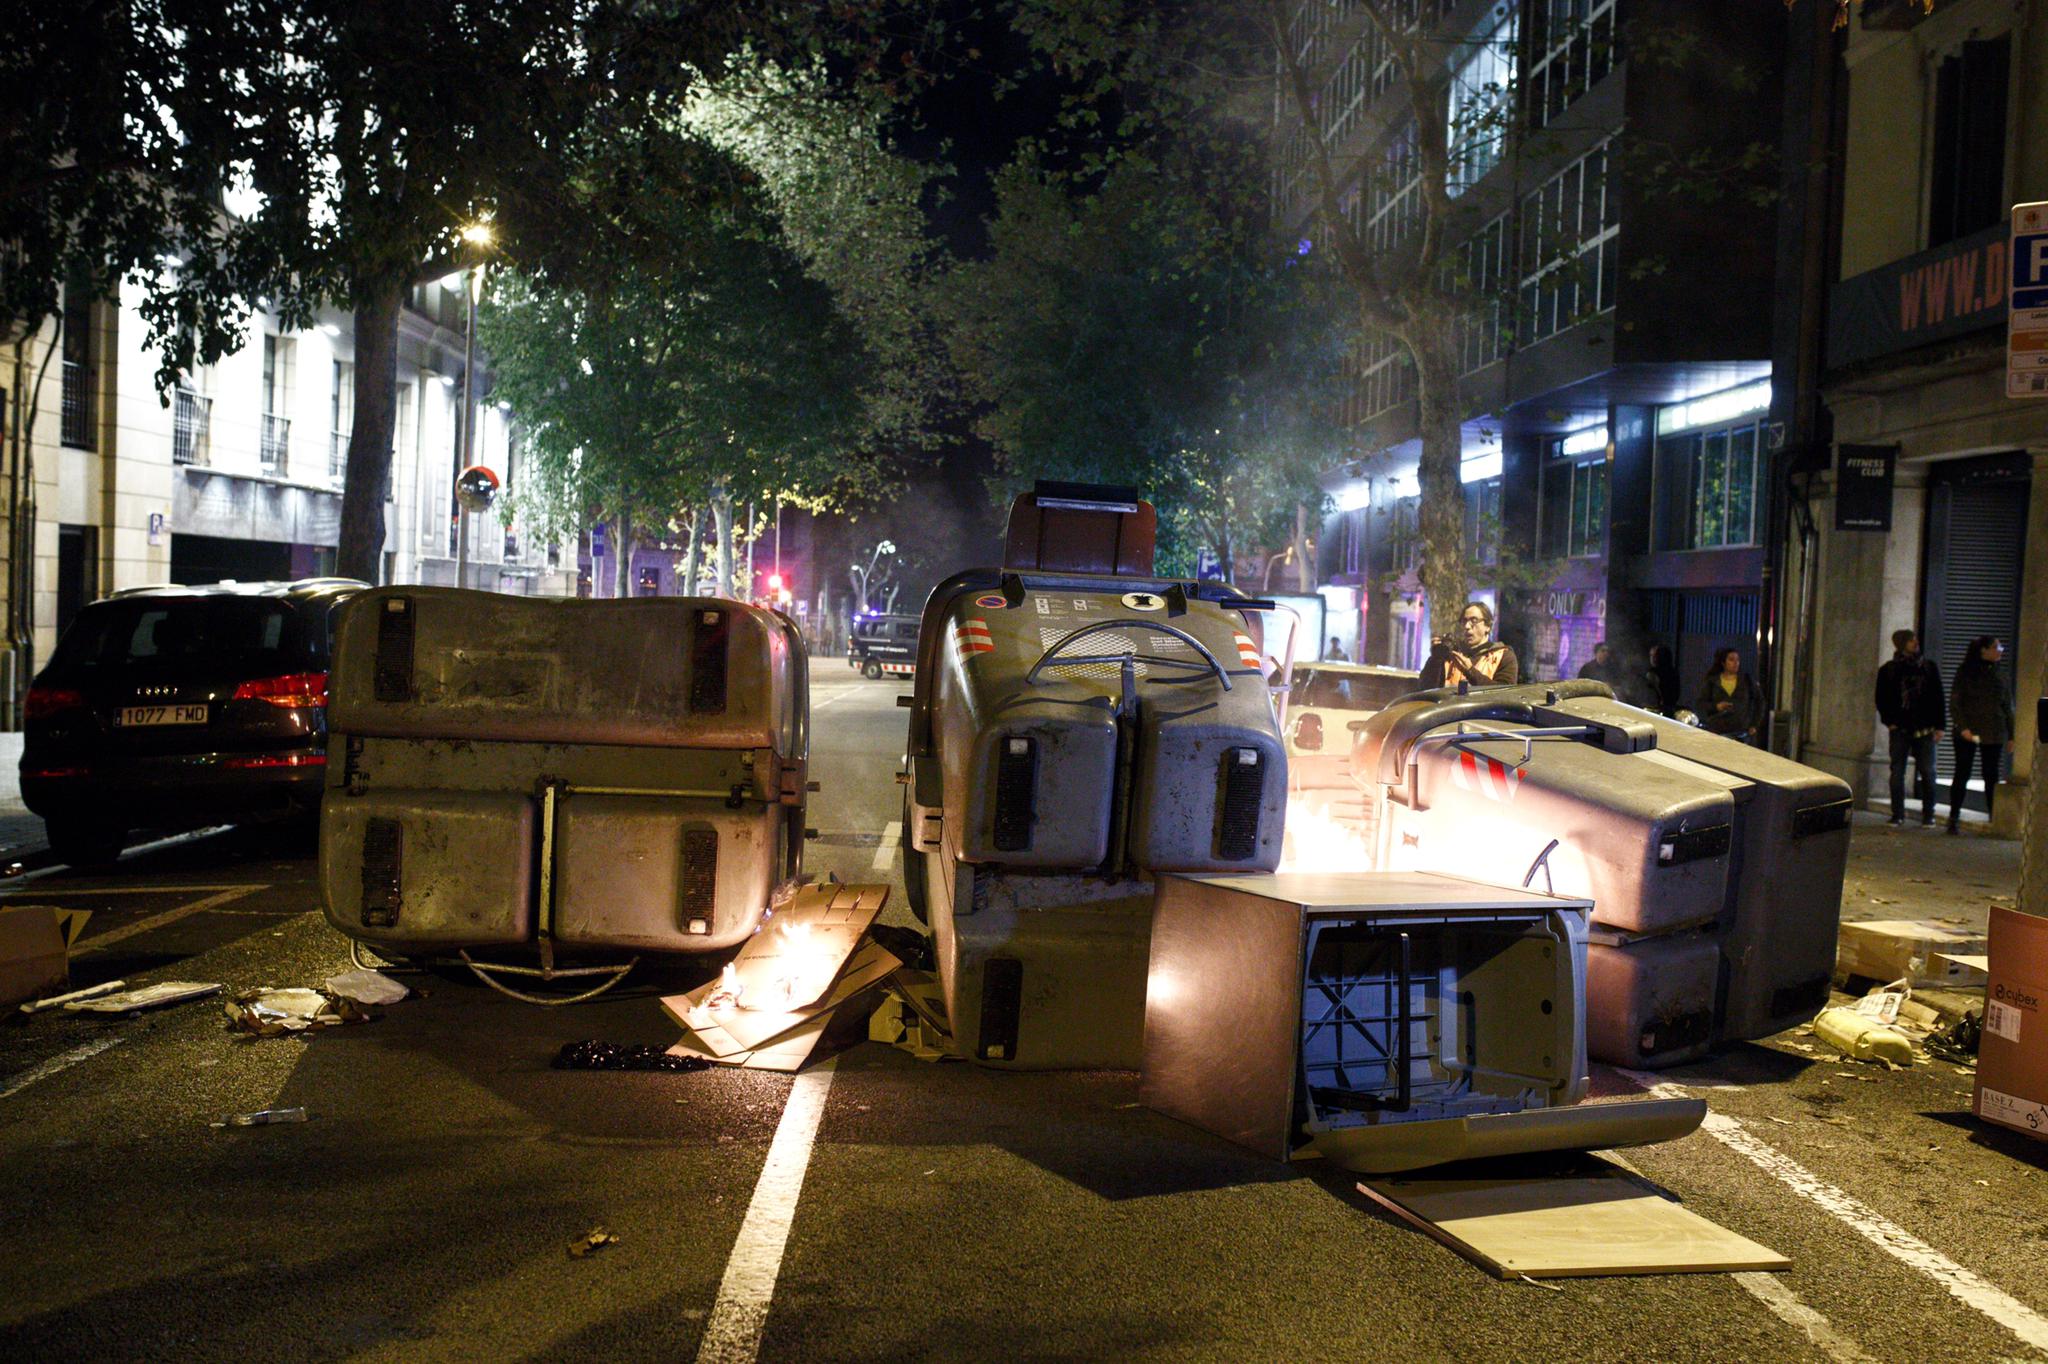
2, 671, 2044, 1362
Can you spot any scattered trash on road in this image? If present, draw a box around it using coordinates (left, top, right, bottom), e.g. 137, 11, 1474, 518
224, 987, 372, 1035
323, 969, 409, 1006
64, 981, 222, 1014
20, 979, 127, 1014
1814, 1005, 1915, 1065
567, 1227, 618, 1258
224, 1107, 310, 1127
551, 1041, 710, 1073
661, 883, 897, 1072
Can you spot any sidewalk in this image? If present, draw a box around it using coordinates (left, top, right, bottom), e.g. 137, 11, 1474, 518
1839, 808, 2020, 937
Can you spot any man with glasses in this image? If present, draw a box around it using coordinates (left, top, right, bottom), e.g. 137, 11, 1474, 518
1420, 600, 1519, 690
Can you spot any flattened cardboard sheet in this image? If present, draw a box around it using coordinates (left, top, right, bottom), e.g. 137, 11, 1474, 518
1359, 1156, 1790, 1279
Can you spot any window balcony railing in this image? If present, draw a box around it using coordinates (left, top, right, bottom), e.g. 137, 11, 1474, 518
329, 429, 350, 483
171, 386, 212, 466
61, 361, 95, 449
259, 413, 290, 473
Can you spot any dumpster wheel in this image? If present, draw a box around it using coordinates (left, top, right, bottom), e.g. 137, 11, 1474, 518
456, 950, 640, 1005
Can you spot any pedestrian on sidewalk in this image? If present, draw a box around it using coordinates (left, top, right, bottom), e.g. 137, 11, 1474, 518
1695, 646, 1765, 744
1875, 627, 1944, 824
1641, 642, 1680, 715
1947, 634, 2015, 833
1576, 641, 1627, 692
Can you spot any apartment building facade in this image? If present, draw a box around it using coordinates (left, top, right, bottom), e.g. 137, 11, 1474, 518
1774, 0, 2047, 830
0, 269, 576, 719
1282, 0, 1785, 689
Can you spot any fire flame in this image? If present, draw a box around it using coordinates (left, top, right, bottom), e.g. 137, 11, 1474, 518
709, 961, 744, 1012
1278, 791, 1375, 874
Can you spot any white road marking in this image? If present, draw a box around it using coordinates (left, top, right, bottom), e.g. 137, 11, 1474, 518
0, 1036, 124, 1100
73, 886, 263, 955
1732, 1272, 1878, 1364
696, 1059, 838, 1363
1621, 1070, 2048, 1353
872, 821, 900, 871
1, 826, 234, 884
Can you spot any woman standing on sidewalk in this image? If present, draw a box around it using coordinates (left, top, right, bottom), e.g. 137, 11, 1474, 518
1947, 635, 2015, 833
1695, 646, 1765, 744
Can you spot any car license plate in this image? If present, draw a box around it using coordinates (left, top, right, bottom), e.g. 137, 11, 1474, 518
117, 704, 208, 727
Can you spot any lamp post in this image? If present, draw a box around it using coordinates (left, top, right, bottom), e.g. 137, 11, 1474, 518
454, 221, 493, 590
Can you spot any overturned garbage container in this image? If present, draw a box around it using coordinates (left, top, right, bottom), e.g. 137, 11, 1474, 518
1345, 681, 1851, 1066
320, 588, 811, 999
903, 482, 1290, 1068
1142, 870, 1704, 1172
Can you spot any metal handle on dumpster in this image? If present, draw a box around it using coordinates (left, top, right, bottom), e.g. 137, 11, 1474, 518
1024, 619, 1233, 690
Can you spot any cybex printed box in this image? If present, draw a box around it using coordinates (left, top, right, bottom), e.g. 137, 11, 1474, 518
1975, 907, 2048, 1143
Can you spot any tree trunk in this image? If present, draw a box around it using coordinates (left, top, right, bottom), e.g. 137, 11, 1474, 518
614, 504, 634, 599
713, 494, 734, 599
680, 508, 701, 599
1407, 326, 1467, 641
337, 277, 404, 582
1293, 503, 1315, 592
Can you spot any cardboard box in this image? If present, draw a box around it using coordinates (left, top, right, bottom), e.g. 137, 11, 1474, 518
0, 905, 71, 1010
1975, 907, 2048, 1144
1835, 919, 1987, 987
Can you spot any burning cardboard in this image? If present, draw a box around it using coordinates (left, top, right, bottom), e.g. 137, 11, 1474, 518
659, 881, 892, 1072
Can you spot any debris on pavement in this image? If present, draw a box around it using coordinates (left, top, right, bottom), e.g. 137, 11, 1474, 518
1927, 1012, 1982, 1064
224, 1107, 310, 1127
1836, 919, 1987, 989
551, 1041, 710, 1073
567, 1227, 619, 1258
64, 980, 222, 1014
223, 987, 372, 1035
323, 968, 409, 1006
19, 979, 126, 1014
867, 969, 956, 1061
1814, 1005, 1915, 1066
0, 904, 76, 1010
660, 883, 897, 1072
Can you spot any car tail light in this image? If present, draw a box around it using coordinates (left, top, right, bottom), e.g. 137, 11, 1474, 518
23, 766, 87, 779
222, 752, 327, 769
232, 672, 329, 708
24, 685, 86, 721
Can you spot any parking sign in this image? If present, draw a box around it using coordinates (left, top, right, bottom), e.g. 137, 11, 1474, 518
2011, 201, 2048, 398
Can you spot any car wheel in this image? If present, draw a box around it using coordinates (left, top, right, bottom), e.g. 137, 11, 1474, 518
46, 819, 126, 869
862, 659, 884, 680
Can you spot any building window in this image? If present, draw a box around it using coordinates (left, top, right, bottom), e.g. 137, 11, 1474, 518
1527, 0, 1618, 129
1464, 476, 1503, 566
171, 384, 212, 465
60, 276, 95, 450
329, 360, 353, 483
1348, 330, 1414, 426
636, 565, 661, 597
1519, 143, 1617, 345
1652, 384, 1770, 550
1540, 446, 1607, 559
1452, 213, 1513, 374
260, 334, 293, 474
1447, 9, 1517, 195
1927, 35, 2010, 248
391, 381, 414, 504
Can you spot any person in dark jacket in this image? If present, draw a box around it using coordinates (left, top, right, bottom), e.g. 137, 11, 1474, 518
1419, 601, 1518, 690
1875, 627, 1944, 824
1576, 642, 1628, 692
1948, 635, 2015, 832
1695, 646, 1765, 744
1641, 643, 1681, 715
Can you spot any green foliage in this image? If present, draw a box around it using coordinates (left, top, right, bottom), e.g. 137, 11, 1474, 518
939, 103, 1349, 577
478, 132, 880, 544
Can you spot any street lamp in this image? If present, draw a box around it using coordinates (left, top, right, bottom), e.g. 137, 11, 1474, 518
455, 219, 495, 590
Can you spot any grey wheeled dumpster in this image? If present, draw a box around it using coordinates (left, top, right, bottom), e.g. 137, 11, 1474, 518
1551, 690, 1852, 1042
320, 589, 810, 994
904, 483, 1290, 1068
1344, 681, 1851, 1063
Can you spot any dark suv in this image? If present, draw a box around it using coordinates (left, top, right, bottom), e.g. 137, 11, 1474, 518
21, 577, 366, 866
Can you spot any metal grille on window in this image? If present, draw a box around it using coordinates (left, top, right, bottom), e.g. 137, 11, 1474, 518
171, 386, 211, 465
